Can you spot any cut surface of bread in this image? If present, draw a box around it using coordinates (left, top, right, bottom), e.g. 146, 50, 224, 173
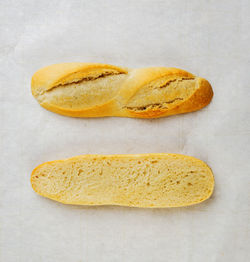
31, 63, 213, 118
31, 154, 214, 208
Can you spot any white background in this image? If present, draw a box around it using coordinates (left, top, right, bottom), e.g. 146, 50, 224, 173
1, 0, 250, 261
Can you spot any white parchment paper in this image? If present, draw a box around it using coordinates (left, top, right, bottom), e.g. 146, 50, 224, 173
1, 0, 249, 261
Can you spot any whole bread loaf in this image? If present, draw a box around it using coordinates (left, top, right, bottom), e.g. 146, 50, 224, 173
31, 63, 213, 118
31, 153, 214, 208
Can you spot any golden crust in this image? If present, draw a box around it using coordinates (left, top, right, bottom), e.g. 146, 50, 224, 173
126, 78, 213, 118
31, 63, 128, 96
40, 99, 118, 118
117, 67, 194, 104
31, 63, 213, 118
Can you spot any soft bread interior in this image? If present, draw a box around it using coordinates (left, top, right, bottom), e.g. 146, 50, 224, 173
125, 77, 197, 111
31, 154, 214, 208
37, 69, 127, 109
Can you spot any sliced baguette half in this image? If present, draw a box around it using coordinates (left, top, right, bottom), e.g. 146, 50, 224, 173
31, 154, 214, 208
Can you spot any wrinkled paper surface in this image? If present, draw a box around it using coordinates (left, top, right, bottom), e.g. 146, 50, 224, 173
1, 0, 249, 261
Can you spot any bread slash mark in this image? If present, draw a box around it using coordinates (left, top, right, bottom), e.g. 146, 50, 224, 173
158, 77, 195, 89
126, 98, 183, 111
48, 72, 125, 92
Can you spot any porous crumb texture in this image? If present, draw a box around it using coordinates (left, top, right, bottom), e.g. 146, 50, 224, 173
31, 63, 213, 118
31, 154, 214, 208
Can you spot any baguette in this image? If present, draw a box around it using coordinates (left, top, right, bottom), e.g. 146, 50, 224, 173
31, 63, 213, 118
31, 153, 214, 208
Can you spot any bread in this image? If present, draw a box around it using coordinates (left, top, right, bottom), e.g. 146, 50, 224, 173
31, 63, 213, 118
31, 153, 214, 208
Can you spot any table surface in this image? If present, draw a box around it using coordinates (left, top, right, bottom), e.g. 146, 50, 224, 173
1, 0, 250, 261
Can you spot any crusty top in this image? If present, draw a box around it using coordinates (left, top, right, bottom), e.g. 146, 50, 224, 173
31, 63, 213, 118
